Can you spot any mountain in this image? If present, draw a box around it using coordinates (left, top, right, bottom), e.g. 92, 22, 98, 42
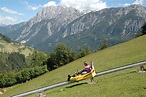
62, 5, 146, 50
0, 6, 82, 52
0, 5, 146, 52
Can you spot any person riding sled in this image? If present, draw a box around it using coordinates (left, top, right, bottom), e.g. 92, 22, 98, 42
67, 61, 92, 81
78, 61, 91, 75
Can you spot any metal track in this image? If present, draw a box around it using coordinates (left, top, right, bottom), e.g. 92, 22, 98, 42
95, 61, 146, 77
11, 81, 70, 97
11, 61, 146, 97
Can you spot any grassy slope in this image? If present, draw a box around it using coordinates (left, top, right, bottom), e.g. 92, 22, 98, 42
0, 40, 33, 56
2, 35, 146, 97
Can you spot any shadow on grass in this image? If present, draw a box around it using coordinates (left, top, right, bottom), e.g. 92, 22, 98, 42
129, 70, 137, 73
66, 82, 88, 88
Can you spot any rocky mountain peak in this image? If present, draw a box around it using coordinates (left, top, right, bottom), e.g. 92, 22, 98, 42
126, 4, 146, 18
124, 4, 146, 13
30, 6, 82, 24
15, 5, 82, 44
128, 4, 145, 9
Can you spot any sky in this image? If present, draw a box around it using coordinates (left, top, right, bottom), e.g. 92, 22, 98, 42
0, 0, 146, 25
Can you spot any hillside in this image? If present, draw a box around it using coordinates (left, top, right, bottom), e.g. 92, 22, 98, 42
0, 34, 35, 71
0, 34, 33, 57
2, 35, 146, 97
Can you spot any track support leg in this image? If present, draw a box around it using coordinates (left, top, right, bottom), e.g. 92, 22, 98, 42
90, 77, 96, 83
39, 92, 46, 97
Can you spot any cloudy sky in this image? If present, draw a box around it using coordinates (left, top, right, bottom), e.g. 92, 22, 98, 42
0, 0, 146, 25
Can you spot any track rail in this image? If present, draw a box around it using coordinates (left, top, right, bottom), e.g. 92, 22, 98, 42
95, 61, 146, 77
11, 81, 70, 97
11, 61, 146, 97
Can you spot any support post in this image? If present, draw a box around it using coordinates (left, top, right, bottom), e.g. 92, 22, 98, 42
39, 92, 43, 97
39, 91, 46, 97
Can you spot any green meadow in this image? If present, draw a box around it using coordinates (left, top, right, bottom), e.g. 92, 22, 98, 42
0, 40, 33, 57
2, 35, 146, 97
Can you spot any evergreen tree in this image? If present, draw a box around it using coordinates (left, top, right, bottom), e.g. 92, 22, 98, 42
8, 52, 26, 70
77, 47, 86, 58
141, 23, 146, 35
77, 46, 91, 58
29, 51, 47, 67
47, 43, 76, 70
99, 40, 108, 50
137, 23, 146, 37
85, 46, 91, 55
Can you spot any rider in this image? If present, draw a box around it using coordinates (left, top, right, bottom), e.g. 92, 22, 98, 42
78, 61, 91, 74
67, 61, 92, 81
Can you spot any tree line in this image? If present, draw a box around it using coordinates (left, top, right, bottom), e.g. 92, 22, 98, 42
0, 66, 48, 88
0, 43, 92, 88
137, 23, 146, 37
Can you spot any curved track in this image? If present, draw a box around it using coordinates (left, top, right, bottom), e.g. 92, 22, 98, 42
11, 61, 146, 97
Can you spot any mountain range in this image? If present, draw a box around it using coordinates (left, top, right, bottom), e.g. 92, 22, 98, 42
0, 4, 146, 52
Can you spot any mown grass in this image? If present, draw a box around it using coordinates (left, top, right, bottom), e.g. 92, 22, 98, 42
2, 35, 146, 97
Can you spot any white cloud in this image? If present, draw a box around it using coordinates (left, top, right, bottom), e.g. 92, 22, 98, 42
133, 0, 144, 5
121, 0, 144, 7
59, 0, 107, 11
43, 1, 57, 7
27, 5, 42, 10
120, 3, 131, 7
123, 3, 131, 7
22, 1, 42, 10
0, 15, 17, 25
1, 7, 24, 16
43, 0, 107, 11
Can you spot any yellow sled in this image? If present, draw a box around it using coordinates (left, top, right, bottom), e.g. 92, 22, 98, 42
68, 62, 96, 82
